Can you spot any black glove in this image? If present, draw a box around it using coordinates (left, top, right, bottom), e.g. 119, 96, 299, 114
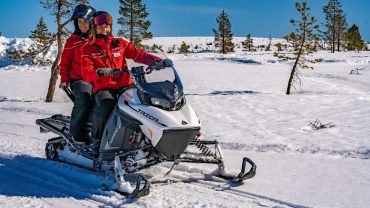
97, 68, 113, 77
160, 59, 173, 68
151, 59, 173, 70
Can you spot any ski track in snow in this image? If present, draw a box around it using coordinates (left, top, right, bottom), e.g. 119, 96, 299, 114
147, 165, 309, 208
217, 141, 370, 159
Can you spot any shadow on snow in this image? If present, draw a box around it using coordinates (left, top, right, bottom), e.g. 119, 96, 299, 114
0, 154, 108, 200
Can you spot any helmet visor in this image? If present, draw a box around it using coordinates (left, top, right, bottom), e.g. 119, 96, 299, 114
72, 5, 96, 20
94, 14, 113, 26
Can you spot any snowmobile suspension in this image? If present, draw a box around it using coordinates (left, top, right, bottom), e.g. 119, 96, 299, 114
191, 137, 217, 157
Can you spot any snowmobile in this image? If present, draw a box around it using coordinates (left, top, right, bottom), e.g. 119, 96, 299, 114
36, 59, 256, 198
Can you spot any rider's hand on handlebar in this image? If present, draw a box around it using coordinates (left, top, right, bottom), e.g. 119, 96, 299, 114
59, 82, 69, 89
151, 59, 173, 70
160, 59, 173, 68
96, 68, 113, 77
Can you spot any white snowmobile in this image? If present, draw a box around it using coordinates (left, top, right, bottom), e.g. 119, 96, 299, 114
36, 59, 256, 198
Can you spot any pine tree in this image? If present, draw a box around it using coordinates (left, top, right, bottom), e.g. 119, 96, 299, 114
30, 17, 53, 44
0, 32, 2, 36
242, 33, 255, 52
274, 2, 319, 95
322, 0, 347, 53
179, 41, 190, 54
7, 17, 53, 65
213, 10, 234, 54
345, 24, 365, 52
117, 0, 152, 48
265, 35, 272, 51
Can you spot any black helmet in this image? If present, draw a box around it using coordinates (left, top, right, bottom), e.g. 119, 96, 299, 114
71, 4, 96, 21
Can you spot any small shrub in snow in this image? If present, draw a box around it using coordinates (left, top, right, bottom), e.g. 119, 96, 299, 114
167, 44, 176, 53
349, 68, 364, 75
309, 118, 335, 130
178, 41, 190, 54
265, 36, 272, 51
274, 43, 283, 53
149, 43, 164, 53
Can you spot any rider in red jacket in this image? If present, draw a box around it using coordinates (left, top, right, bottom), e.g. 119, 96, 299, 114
59, 4, 96, 144
81, 30, 160, 92
81, 11, 172, 144
59, 34, 87, 83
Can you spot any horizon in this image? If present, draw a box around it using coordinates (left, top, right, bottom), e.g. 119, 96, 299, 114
0, 0, 369, 42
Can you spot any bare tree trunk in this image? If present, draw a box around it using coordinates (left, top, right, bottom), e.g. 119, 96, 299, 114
286, 55, 299, 95
337, 32, 341, 52
45, 2, 63, 102
331, 32, 335, 53
222, 35, 225, 54
46, 36, 64, 102
287, 24, 306, 95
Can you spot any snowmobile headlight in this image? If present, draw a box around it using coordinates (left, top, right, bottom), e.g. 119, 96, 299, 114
150, 97, 171, 109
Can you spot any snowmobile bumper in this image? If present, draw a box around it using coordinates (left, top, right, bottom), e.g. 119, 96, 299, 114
155, 127, 200, 159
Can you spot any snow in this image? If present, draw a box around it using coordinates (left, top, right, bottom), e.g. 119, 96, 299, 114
1, 37, 370, 207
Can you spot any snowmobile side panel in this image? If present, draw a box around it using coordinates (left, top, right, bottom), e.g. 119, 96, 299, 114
99, 106, 143, 161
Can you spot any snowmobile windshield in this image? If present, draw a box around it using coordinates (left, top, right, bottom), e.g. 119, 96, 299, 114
128, 54, 185, 111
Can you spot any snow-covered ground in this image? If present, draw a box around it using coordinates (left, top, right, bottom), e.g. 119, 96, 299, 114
1, 37, 370, 207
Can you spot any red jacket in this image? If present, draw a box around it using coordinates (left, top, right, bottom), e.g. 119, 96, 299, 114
81, 35, 161, 92
59, 34, 87, 83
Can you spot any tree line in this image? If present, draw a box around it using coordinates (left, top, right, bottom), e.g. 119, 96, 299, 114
4, 0, 369, 100
214, 0, 366, 54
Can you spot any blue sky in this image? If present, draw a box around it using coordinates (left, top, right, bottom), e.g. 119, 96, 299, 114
0, 0, 369, 41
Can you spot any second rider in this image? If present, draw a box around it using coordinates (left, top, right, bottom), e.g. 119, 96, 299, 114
81, 11, 172, 145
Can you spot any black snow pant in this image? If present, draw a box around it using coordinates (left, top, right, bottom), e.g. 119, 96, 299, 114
92, 89, 119, 142
70, 80, 93, 143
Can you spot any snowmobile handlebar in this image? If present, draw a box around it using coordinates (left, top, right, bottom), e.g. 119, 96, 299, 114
62, 86, 75, 102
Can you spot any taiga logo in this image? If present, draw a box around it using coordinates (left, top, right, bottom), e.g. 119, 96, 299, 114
138, 109, 159, 122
